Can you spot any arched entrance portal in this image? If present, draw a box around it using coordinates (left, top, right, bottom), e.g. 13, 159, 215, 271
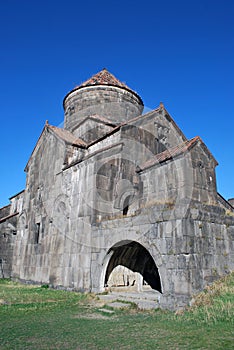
104, 240, 162, 293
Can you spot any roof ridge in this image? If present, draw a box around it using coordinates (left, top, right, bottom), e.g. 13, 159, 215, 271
126, 106, 161, 125
137, 136, 200, 172
0, 211, 19, 224
47, 124, 87, 147
84, 114, 117, 126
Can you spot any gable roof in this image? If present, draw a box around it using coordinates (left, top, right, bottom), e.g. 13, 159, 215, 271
137, 136, 218, 172
47, 125, 87, 147
25, 122, 87, 171
0, 211, 19, 224
9, 189, 25, 200
126, 103, 187, 142
74, 103, 187, 150
217, 192, 234, 211
63, 68, 143, 106
72, 114, 117, 132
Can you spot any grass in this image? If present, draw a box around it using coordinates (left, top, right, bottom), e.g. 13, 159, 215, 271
0, 273, 234, 349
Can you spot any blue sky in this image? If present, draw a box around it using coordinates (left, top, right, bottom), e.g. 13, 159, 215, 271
0, 0, 233, 208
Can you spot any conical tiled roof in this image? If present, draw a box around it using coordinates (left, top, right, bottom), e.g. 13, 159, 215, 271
63, 69, 143, 105
78, 68, 130, 90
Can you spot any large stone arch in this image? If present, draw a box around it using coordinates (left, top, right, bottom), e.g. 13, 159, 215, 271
101, 240, 162, 293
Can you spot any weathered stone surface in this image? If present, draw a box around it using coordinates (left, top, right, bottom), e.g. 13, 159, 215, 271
0, 69, 233, 310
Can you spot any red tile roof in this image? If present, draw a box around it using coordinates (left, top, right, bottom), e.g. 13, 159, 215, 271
63, 69, 143, 105
137, 136, 215, 172
78, 68, 130, 90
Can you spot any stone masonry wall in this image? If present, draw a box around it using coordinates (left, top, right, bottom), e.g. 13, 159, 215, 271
1, 91, 232, 311
90, 203, 234, 309
64, 86, 143, 131
12, 132, 94, 291
0, 215, 17, 278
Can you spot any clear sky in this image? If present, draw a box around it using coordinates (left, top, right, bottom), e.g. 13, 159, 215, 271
0, 0, 233, 208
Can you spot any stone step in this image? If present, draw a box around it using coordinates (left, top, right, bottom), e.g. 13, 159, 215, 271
97, 290, 160, 310
111, 290, 160, 301
106, 301, 131, 309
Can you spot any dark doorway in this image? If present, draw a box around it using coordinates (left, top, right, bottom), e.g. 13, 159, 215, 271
105, 241, 162, 293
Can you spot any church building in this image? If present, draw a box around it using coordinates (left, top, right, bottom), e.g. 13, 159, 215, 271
0, 69, 233, 309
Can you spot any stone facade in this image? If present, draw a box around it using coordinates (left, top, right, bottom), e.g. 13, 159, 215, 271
0, 191, 24, 278
0, 68, 234, 309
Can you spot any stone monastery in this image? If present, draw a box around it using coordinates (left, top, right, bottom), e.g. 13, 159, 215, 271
0, 69, 234, 309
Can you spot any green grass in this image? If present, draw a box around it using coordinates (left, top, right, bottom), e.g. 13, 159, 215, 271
0, 273, 234, 349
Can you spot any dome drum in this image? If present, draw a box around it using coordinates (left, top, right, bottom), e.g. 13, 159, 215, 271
63, 70, 144, 131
